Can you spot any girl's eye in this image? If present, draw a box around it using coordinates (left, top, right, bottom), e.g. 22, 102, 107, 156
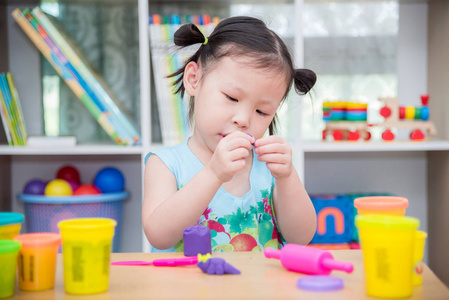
227, 95, 238, 102
256, 110, 268, 116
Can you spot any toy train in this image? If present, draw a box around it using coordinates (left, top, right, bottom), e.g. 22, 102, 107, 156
322, 95, 436, 142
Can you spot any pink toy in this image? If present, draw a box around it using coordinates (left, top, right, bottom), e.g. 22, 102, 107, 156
264, 244, 354, 275
111, 253, 211, 267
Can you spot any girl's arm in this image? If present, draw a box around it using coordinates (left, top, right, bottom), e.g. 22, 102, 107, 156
142, 132, 254, 249
255, 136, 317, 245
142, 155, 222, 250
272, 168, 317, 245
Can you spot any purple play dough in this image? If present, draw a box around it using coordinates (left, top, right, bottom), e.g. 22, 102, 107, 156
183, 225, 212, 256
198, 258, 241, 275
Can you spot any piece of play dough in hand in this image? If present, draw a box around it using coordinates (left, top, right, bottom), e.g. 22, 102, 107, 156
197, 258, 241, 275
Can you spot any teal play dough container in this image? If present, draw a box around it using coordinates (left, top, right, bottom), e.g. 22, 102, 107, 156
0, 212, 24, 239
0, 240, 21, 298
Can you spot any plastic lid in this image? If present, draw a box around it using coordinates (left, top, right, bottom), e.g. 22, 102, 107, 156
58, 218, 117, 230
13, 233, 61, 248
0, 240, 21, 253
356, 215, 420, 230
0, 212, 24, 226
297, 276, 344, 291
354, 196, 408, 210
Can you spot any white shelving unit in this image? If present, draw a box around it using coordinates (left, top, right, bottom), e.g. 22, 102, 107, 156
3, 0, 449, 286
2, 0, 150, 253
303, 140, 449, 153
0, 145, 145, 155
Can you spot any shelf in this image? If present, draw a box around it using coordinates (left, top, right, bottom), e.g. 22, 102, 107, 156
302, 140, 449, 153
0, 145, 144, 155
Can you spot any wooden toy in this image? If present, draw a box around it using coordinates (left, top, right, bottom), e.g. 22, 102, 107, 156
377, 96, 436, 141
322, 95, 436, 141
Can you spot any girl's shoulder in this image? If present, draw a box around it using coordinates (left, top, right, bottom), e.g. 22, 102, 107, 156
144, 140, 190, 165
145, 139, 203, 182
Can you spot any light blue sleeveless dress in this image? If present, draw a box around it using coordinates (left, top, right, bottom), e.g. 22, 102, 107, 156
145, 139, 284, 252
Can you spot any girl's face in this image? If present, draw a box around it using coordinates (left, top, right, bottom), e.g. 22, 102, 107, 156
185, 56, 288, 153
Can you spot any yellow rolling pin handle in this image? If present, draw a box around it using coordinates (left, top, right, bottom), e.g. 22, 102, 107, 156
197, 253, 212, 263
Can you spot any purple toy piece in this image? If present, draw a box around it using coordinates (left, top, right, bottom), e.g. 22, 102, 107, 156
23, 179, 46, 195
198, 258, 241, 275
297, 276, 344, 291
183, 225, 212, 256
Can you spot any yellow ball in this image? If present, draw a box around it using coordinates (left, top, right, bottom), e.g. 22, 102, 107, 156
45, 179, 72, 196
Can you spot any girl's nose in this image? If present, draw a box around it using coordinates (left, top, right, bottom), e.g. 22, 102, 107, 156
232, 111, 250, 129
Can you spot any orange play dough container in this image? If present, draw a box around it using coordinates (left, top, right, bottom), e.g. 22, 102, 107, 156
354, 196, 408, 216
13, 233, 61, 291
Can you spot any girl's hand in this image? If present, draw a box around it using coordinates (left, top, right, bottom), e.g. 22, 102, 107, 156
207, 132, 255, 183
254, 136, 293, 179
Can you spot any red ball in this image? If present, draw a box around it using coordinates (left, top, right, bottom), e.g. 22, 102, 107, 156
56, 165, 81, 184
73, 184, 101, 196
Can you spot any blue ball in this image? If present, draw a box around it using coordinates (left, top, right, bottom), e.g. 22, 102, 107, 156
23, 179, 46, 195
94, 167, 125, 193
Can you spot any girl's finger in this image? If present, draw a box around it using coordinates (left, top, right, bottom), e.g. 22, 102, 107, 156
257, 153, 289, 164
228, 148, 251, 161
221, 135, 253, 151
254, 135, 285, 147
225, 131, 255, 145
255, 143, 288, 155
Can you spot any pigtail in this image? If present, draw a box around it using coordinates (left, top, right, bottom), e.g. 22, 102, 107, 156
293, 69, 317, 95
173, 23, 208, 47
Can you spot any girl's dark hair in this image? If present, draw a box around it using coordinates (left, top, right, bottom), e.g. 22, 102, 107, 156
168, 16, 316, 135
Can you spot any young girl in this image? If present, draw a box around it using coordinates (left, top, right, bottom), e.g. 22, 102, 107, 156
143, 16, 317, 252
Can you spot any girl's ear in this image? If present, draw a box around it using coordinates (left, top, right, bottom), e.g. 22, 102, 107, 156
183, 61, 201, 96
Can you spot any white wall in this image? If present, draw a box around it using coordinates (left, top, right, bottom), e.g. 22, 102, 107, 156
398, 2, 428, 105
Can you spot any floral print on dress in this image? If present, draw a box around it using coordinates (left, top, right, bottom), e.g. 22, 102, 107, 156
174, 188, 282, 253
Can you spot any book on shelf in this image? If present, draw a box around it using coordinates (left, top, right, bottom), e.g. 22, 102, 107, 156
12, 7, 141, 146
148, 14, 219, 145
0, 72, 27, 146
0, 78, 13, 146
6, 73, 28, 145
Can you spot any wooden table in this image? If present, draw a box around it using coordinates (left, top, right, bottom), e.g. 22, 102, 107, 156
11, 250, 449, 299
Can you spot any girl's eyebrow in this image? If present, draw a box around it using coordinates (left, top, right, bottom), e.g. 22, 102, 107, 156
225, 82, 245, 95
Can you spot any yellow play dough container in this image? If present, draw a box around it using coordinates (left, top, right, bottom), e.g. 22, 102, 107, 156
13, 233, 61, 291
58, 218, 116, 295
0, 212, 24, 239
356, 215, 419, 298
354, 196, 408, 216
412, 230, 427, 286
